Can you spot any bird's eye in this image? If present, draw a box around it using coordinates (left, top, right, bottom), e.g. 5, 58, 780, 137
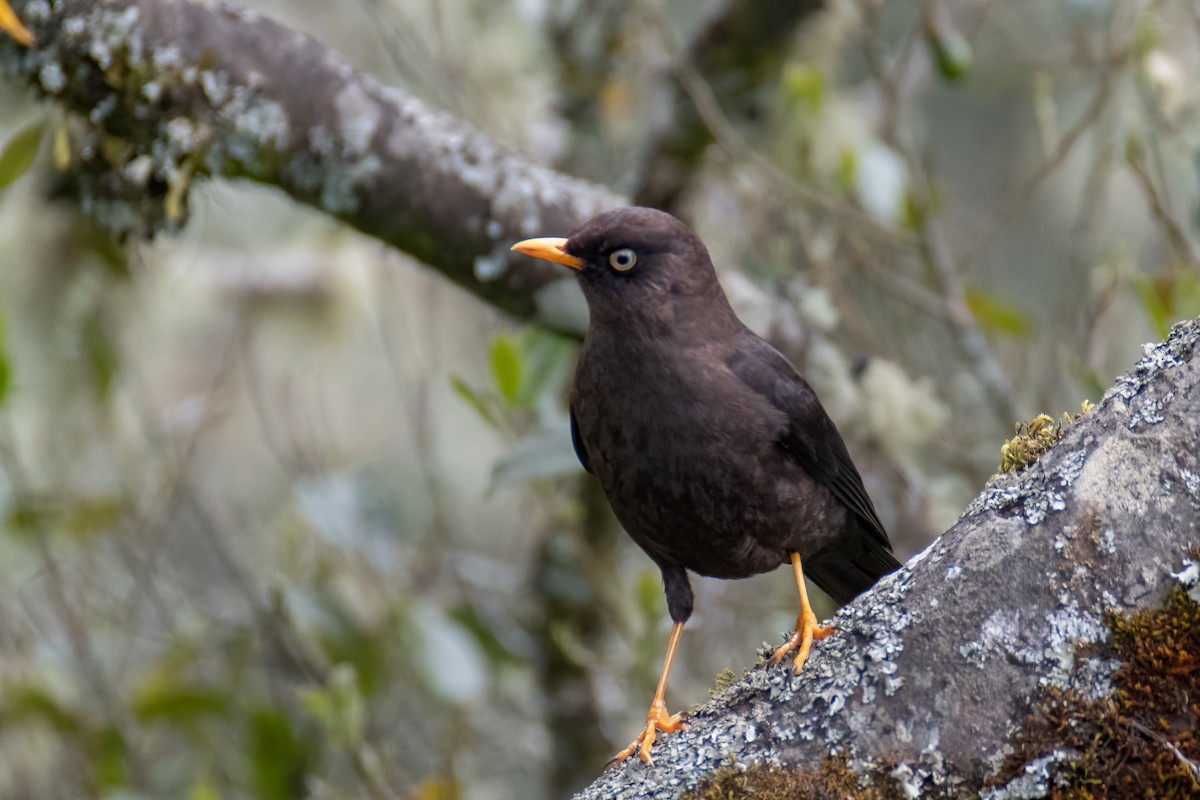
609, 248, 638, 271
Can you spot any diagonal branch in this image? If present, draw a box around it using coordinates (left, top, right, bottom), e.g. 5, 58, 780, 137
575, 315, 1200, 798
0, 0, 622, 323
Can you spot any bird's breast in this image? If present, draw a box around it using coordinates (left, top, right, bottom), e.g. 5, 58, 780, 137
572, 336, 840, 577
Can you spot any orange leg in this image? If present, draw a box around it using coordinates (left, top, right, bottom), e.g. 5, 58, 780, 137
611, 620, 686, 764
770, 551, 836, 673
0, 0, 34, 46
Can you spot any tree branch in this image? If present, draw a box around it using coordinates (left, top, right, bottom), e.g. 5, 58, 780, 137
1, 0, 621, 324
576, 315, 1200, 798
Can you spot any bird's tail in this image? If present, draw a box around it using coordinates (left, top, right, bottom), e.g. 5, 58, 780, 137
806, 535, 902, 607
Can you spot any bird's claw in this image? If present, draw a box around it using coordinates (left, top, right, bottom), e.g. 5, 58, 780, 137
770, 608, 835, 673
609, 700, 685, 765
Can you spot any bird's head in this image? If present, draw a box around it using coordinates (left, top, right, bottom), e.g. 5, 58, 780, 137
512, 207, 736, 335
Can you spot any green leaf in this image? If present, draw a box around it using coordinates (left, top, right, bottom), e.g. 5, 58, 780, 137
0, 118, 45, 189
133, 684, 230, 722
833, 148, 857, 194
64, 496, 123, 537
92, 725, 127, 791
2, 496, 123, 539
1, 683, 81, 733
449, 375, 498, 429
448, 604, 521, 665
0, 358, 10, 407
188, 780, 222, 800
301, 664, 363, 746
783, 63, 824, 111
965, 289, 1031, 337
1177, 271, 1200, 318
248, 708, 309, 800
488, 335, 522, 405
635, 570, 663, 618
83, 310, 120, 398
514, 329, 572, 406
300, 686, 332, 728
926, 26, 972, 81
302, 588, 386, 695
0, 311, 10, 406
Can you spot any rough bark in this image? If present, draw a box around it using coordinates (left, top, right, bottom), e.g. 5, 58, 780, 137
1, 0, 621, 325
575, 316, 1200, 798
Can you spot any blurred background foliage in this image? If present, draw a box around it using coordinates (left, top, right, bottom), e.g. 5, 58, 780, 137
0, 0, 1198, 797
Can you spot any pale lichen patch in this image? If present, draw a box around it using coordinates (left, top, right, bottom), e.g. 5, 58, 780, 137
62, 15, 85, 37
574, 559, 922, 799
333, 82, 380, 156
889, 747, 963, 799
1179, 467, 1200, 509
980, 750, 1072, 800
24, 0, 51, 23
201, 69, 230, 106
1174, 557, 1200, 603
1039, 601, 1110, 693
1104, 325, 1194, 435
960, 609, 1022, 669
38, 61, 65, 93
964, 446, 1087, 525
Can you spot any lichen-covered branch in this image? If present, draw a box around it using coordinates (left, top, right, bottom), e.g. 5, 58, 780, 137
576, 316, 1200, 799
0, 0, 621, 323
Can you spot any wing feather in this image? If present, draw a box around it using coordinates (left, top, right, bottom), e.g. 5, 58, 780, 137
569, 408, 593, 474
726, 334, 891, 549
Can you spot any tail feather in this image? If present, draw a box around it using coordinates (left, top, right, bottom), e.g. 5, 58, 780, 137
806, 537, 902, 606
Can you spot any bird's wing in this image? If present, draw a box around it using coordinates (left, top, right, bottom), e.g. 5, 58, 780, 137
569, 407, 593, 474
726, 333, 891, 549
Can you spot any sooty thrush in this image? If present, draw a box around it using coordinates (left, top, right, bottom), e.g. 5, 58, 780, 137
512, 207, 901, 764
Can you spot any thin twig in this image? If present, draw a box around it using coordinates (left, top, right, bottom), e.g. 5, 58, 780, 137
650, 11, 914, 250
1126, 139, 1198, 264
856, 1, 1017, 423
959, 21, 1128, 267
1126, 718, 1200, 786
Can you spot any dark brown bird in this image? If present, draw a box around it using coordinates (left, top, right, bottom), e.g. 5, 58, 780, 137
512, 207, 900, 764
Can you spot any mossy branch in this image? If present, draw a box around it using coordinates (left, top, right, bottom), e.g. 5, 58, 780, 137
576, 316, 1200, 799
0, 0, 622, 324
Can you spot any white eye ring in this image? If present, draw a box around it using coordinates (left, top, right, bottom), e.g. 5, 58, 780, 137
609, 248, 637, 271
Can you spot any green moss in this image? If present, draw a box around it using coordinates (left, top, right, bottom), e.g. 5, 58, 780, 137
692, 667, 743, 714
987, 584, 1200, 797
678, 575, 1199, 799
996, 401, 1093, 475
681, 757, 892, 800
709, 668, 738, 697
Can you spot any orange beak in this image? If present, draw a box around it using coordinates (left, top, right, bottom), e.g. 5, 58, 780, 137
0, 0, 34, 46
511, 237, 583, 270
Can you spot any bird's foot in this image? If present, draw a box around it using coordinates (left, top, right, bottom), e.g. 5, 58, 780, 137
770, 608, 835, 673
609, 700, 685, 765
